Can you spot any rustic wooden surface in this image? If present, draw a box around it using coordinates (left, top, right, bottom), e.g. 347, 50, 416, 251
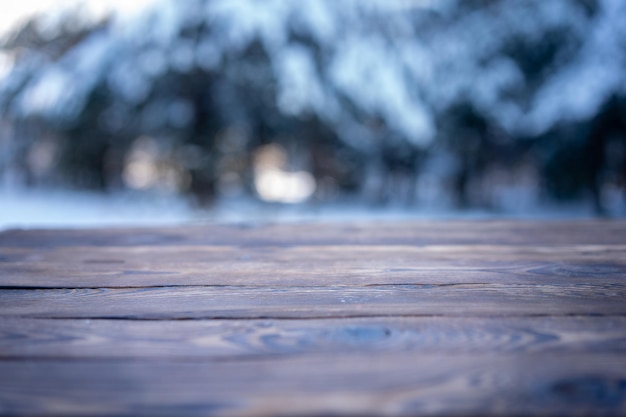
0, 220, 625, 416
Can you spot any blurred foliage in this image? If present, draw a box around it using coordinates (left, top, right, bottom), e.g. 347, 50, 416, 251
0, 0, 625, 213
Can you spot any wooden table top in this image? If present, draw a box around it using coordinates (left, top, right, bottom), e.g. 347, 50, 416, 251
0, 220, 625, 416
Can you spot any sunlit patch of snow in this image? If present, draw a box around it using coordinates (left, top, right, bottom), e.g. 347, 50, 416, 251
255, 169, 316, 204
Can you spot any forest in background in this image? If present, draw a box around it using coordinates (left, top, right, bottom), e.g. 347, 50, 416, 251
1, 0, 625, 215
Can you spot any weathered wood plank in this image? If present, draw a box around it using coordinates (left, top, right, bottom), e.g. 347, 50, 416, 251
1, 284, 624, 319
2, 220, 625, 249
1, 245, 624, 288
0, 221, 624, 416
0, 317, 624, 359
1, 353, 624, 416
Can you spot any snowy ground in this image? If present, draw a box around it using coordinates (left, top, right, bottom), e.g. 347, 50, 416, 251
0, 188, 192, 229
1, 187, 619, 230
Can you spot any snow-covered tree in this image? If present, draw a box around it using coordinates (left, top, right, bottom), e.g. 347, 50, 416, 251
1, 0, 624, 210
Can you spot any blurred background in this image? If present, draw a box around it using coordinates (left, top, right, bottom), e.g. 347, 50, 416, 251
1, 0, 625, 228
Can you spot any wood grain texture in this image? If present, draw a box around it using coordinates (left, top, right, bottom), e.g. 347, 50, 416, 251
1, 354, 625, 416
0, 220, 625, 416
2, 244, 624, 288
2, 220, 626, 248
1, 284, 625, 319
0, 316, 624, 359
